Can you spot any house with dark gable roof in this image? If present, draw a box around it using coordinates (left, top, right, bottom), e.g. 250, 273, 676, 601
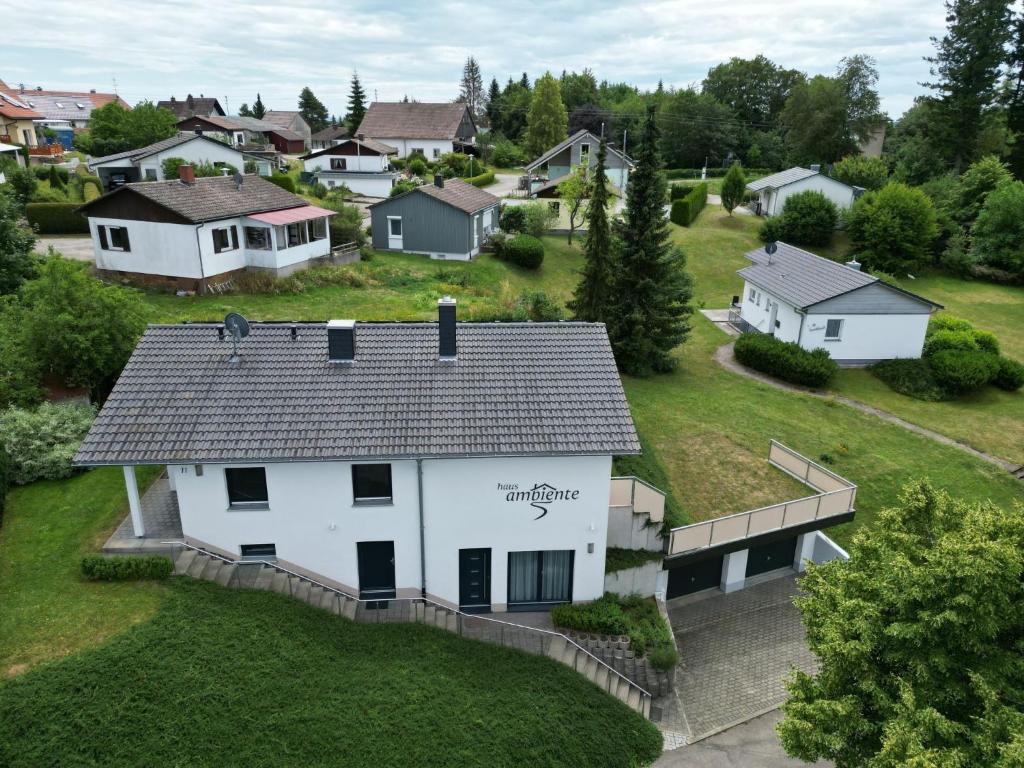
74, 298, 649, 614
157, 94, 226, 119
77, 170, 335, 292
734, 242, 941, 364
369, 176, 500, 260
300, 137, 399, 197
356, 102, 476, 159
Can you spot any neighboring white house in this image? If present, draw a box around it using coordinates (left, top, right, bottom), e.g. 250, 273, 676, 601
88, 134, 272, 191
734, 242, 941, 364
77, 170, 334, 292
356, 102, 477, 159
747, 166, 857, 217
74, 301, 643, 613
300, 137, 399, 197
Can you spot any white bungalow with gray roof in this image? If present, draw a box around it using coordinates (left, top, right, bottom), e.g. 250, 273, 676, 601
369, 177, 500, 260
747, 166, 857, 216
77, 168, 335, 292
74, 299, 650, 616
300, 137, 399, 197
733, 243, 942, 364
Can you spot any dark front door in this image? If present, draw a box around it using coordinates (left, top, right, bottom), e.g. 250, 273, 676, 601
356, 541, 395, 600
666, 555, 723, 599
459, 548, 491, 613
745, 536, 797, 578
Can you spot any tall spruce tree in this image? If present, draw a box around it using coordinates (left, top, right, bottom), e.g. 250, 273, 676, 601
569, 139, 614, 322
926, 0, 1013, 171
607, 106, 694, 375
525, 72, 568, 156
347, 72, 368, 135
458, 56, 485, 117
485, 77, 502, 128
237, 103, 252, 117
298, 87, 329, 133
252, 93, 266, 119
1005, 12, 1024, 178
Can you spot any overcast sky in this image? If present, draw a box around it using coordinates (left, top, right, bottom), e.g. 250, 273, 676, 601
4, 0, 948, 121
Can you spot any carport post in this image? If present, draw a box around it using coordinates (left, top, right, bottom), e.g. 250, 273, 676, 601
123, 465, 145, 538
793, 533, 816, 573
720, 549, 748, 593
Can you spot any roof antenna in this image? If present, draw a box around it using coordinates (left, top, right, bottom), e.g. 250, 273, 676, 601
765, 240, 778, 265
223, 312, 250, 364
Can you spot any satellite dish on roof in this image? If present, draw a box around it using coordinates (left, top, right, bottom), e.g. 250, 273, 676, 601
224, 312, 250, 364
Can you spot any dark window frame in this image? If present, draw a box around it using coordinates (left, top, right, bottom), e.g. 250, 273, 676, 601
225, 467, 270, 509
213, 225, 239, 254
352, 464, 393, 505
240, 543, 277, 559
330, 157, 347, 171
100, 225, 131, 252
825, 318, 843, 341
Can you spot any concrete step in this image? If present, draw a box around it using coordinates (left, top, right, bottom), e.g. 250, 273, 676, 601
341, 597, 357, 620
271, 571, 290, 594
199, 558, 222, 582
187, 553, 210, 578
215, 563, 236, 587
561, 641, 578, 667
614, 677, 631, 705
294, 579, 311, 603
253, 567, 275, 591
174, 549, 197, 575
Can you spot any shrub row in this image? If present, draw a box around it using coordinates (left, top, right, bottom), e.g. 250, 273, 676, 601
266, 173, 297, 193
25, 202, 89, 234
463, 171, 495, 187
492, 233, 544, 269
80, 554, 173, 581
665, 167, 771, 180
733, 332, 838, 387
669, 183, 708, 227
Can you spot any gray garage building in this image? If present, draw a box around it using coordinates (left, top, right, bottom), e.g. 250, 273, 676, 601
369, 176, 500, 261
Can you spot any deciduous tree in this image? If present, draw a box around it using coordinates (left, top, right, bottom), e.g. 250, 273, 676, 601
88, 101, 178, 157
846, 182, 939, 273
557, 164, 591, 245
702, 55, 805, 125
720, 162, 746, 215
607, 106, 694, 375
559, 69, 599, 113
658, 90, 739, 169
0, 191, 37, 294
525, 72, 568, 157
831, 154, 889, 190
779, 480, 1024, 767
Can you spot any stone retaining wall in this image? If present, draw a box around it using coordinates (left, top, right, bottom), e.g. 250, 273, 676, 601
559, 628, 675, 697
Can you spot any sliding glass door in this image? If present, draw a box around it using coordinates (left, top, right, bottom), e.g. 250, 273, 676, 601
507, 550, 574, 610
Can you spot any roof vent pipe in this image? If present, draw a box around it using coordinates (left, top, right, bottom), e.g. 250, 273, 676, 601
438, 296, 456, 360
845, 259, 862, 272
327, 319, 355, 363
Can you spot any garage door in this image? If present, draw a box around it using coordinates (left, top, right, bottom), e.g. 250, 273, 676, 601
666, 555, 723, 599
745, 536, 797, 578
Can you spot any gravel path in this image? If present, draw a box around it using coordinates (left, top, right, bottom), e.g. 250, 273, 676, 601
714, 340, 1018, 473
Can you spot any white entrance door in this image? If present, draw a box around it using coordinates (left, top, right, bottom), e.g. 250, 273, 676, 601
387, 216, 403, 250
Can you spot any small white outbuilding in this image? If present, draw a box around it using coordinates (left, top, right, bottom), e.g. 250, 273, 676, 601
747, 166, 857, 216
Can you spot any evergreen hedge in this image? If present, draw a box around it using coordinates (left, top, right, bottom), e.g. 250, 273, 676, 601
80, 554, 173, 581
266, 173, 297, 193
664, 167, 771, 179
669, 183, 707, 227
464, 171, 495, 187
733, 332, 838, 387
25, 202, 89, 234
500, 234, 544, 269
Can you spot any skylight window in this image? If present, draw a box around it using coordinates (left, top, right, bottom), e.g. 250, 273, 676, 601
55, 102, 63, 108
76, 102, 85, 109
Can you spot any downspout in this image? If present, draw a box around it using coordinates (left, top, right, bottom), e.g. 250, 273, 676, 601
417, 458, 427, 598
796, 310, 806, 346
194, 222, 207, 295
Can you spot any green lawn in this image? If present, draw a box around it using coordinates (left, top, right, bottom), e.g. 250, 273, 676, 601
673, 205, 1024, 467
0, 579, 661, 767
0, 465, 163, 677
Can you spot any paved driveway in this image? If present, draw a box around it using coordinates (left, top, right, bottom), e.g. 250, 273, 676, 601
35, 236, 94, 262
665, 574, 816, 743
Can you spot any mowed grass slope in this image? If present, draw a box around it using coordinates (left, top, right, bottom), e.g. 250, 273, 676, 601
673, 206, 1024, 467
0, 580, 662, 768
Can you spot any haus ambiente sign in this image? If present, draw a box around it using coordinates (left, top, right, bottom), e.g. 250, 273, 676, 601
498, 482, 581, 520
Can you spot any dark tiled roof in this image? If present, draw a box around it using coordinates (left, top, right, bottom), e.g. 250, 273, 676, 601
414, 178, 500, 214
78, 174, 307, 224
74, 321, 640, 465
357, 102, 470, 140
301, 137, 396, 160
88, 133, 207, 166
157, 95, 224, 118
738, 242, 940, 309
312, 125, 349, 142
524, 129, 634, 172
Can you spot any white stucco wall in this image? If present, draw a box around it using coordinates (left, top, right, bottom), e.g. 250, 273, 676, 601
89, 217, 202, 277
801, 312, 930, 361
739, 281, 803, 341
317, 173, 397, 197
139, 141, 249, 181
304, 153, 388, 174
372, 137, 454, 159
170, 453, 612, 610
765, 175, 855, 216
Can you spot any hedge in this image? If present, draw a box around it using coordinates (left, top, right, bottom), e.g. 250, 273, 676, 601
266, 173, 297, 193
500, 234, 544, 269
665, 167, 771, 180
25, 202, 90, 234
928, 349, 1001, 394
669, 183, 707, 227
80, 554, 173, 581
669, 184, 696, 200
733, 332, 838, 387
464, 171, 496, 187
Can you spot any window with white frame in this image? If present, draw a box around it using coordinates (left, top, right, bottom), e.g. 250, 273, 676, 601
244, 227, 271, 250
389, 217, 402, 237
212, 226, 239, 253
286, 222, 308, 247
825, 319, 843, 340
579, 142, 591, 165
410, 147, 424, 157
330, 157, 347, 171
144, 168, 157, 181
432, 148, 441, 159
97, 225, 131, 252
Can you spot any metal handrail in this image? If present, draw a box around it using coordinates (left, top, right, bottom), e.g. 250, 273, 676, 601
163, 541, 652, 701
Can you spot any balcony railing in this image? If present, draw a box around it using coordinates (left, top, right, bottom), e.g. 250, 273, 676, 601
667, 440, 856, 557
609, 476, 665, 524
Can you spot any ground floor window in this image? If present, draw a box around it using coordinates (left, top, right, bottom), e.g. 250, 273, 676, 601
507, 550, 574, 607
245, 226, 271, 250
310, 217, 327, 241
286, 222, 308, 247
98, 225, 131, 252
389, 217, 402, 237
213, 226, 239, 253
240, 543, 276, 559
825, 318, 843, 340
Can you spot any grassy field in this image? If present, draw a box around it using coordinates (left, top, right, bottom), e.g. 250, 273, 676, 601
673, 205, 1024, 467
0, 580, 660, 767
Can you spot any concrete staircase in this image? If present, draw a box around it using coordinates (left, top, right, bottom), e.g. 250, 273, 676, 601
171, 548, 651, 718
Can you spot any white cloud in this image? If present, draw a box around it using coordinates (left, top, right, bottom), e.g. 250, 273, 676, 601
4, 0, 947, 118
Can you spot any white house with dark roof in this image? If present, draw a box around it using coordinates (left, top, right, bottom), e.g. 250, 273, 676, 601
734, 242, 942, 364
77, 169, 334, 291
747, 166, 857, 216
88, 134, 271, 191
300, 137, 399, 197
356, 102, 477, 159
369, 177, 500, 260
74, 299, 646, 614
